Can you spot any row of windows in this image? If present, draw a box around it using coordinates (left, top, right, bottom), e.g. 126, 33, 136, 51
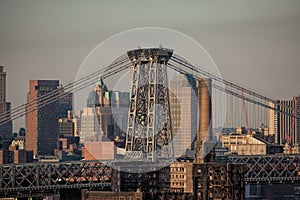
171, 181, 185, 186
171, 167, 184, 172
171, 174, 185, 179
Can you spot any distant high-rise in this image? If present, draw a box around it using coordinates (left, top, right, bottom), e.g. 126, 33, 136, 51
79, 107, 101, 143
269, 102, 278, 142
0, 66, 12, 142
170, 74, 197, 157
0, 66, 12, 164
0, 66, 7, 114
269, 97, 300, 145
26, 80, 71, 156
58, 111, 76, 138
93, 80, 112, 139
102, 90, 129, 140
86, 79, 129, 140
109, 91, 130, 139
57, 85, 73, 118
295, 96, 300, 145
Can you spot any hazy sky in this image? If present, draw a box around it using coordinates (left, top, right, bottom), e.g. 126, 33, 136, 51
0, 0, 300, 131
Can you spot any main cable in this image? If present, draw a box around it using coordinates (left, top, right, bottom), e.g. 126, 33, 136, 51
170, 55, 299, 115
170, 55, 297, 113
0, 59, 132, 126
0, 56, 130, 121
167, 62, 300, 120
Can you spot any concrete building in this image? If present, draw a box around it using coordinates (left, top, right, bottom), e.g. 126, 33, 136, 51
56, 111, 82, 161
111, 162, 170, 198
283, 143, 299, 154
87, 79, 129, 141
269, 97, 300, 146
58, 111, 76, 137
0, 66, 12, 142
236, 127, 247, 135
13, 150, 32, 163
109, 91, 130, 140
74, 110, 82, 137
55, 136, 81, 161
57, 86, 73, 119
0, 149, 13, 164
278, 99, 295, 145
87, 79, 112, 139
82, 141, 115, 160
269, 102, 278, 140
11, 136, 26, 150
221, 134, 267, 155
193, 163, 244, 200
294, 96, 300, 145
170, 161, 193, 193
58, 118, 74, 137
79, 107, 101, 143
2, 132, 31, 164
26, 80, 72, 156
170, 74, 197, 157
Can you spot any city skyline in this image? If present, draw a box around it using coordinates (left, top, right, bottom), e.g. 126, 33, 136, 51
1, 1, 300, 199
1, 1, 300, 132
3, 47, 299, 198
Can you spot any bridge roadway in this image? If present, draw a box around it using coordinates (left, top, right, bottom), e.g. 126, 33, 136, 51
0, 160, 111, 198
1, 154, 300, 197
227, 154, 300, 184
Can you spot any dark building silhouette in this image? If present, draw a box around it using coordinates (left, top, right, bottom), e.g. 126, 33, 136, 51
0, 66, 12, 142
0, 66, 12, 164
26, 80, 72, 156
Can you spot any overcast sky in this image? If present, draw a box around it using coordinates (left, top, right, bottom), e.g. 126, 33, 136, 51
0, 0, 300, 131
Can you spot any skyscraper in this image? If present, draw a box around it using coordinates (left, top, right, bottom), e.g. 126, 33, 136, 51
170, 74, 197, 157
26, 80, 71, 156
79, 107, 101, 143
269, 102, 278, 142
295, 96, 300, 145
58, 111, 76, 138
86, 79, 129, 140
109, 91, 130, 139
269, 97, 300, 145
0, 66, 12, 142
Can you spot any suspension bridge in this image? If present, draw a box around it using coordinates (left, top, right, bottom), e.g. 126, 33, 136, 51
0, 47, 299, 198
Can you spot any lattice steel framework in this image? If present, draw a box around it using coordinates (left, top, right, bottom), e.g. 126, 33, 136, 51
228, 155, 300, 184
125, 48, 174, 162
2, 156, 300, 197
0, 160, 111, 198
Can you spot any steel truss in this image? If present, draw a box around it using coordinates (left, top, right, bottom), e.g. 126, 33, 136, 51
227, 155, 300, 184
125, 48, 174, 162
0, 160, 111, 198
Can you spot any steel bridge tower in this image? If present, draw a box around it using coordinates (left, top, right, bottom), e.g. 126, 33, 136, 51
125, 48, 174, 162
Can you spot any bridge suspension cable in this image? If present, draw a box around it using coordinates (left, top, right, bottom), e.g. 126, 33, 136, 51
168, 55, 300, 120
2, 51, 299, 127
0, 56, 132, 126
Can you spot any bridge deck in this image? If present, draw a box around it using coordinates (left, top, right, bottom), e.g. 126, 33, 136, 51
1, 155, 300, 197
